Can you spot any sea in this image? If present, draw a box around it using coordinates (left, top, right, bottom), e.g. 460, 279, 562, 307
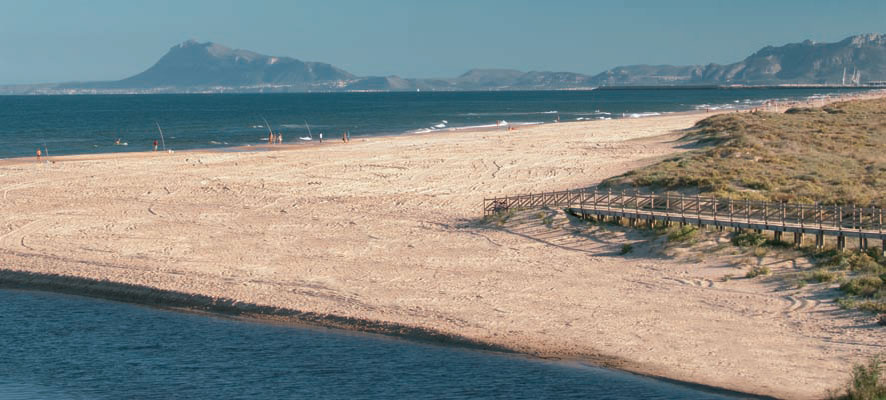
0, 87, 875, 159
0, 289, 737, 399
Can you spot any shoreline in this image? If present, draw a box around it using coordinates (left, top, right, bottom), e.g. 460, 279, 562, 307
1, 92, 884, 398
2, 87, 881, 165
0, 269, 771, 399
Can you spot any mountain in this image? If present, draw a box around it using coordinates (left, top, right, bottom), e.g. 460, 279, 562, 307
4, 34, 886, 94
588, 34, 886, 86
60, 40, 356, 91
699, 34, 886, 84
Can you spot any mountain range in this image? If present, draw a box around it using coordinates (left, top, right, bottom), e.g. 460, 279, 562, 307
5, 34, 886, 94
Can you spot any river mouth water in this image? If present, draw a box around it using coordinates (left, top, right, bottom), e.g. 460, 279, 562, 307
0, 289, 742, 399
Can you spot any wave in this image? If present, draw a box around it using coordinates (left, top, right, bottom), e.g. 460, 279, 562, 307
458, 110, 558, 117
627, 112, 662, 118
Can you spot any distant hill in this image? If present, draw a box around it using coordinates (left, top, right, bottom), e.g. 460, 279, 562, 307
4, 34, 886, 94
59, 40, 356, 91
589, 34, 886, 86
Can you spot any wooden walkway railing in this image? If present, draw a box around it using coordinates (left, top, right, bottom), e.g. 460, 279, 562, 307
484, 188, 885, 253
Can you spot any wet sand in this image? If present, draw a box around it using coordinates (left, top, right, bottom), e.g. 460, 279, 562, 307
1, 93, 885, 399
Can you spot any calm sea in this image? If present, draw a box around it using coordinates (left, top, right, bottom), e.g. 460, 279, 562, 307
0, 289, 738, 399
0, 88, 873, 159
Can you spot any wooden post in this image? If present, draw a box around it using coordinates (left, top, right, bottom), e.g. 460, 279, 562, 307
839, 206, 843, 232
781, 202, 788, 228
650, 192, 656, 228
746, 199, 750, 225
621, 190, 626, 217
729, 199, 734, 224
713, 199, 717, 223
852, 205, 856, 230
696, 195, 701, 227
580, 191, 586, 220
680, 193, 686, 219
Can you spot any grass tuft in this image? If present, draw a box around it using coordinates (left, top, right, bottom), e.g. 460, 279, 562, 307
833, 355, 886, 400
620, 243, 634, 255
667, 225, 698, 243
746, 265, 772, 278
732, 231, 767, 247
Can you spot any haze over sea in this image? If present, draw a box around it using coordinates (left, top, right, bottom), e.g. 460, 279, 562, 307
0, 87, 872, 159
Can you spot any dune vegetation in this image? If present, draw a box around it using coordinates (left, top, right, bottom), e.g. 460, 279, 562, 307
604, 98, 886, 208
604, 98, 886, 317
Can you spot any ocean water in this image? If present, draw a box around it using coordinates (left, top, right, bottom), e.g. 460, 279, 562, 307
0, 289, 739, 399
0, 88, 874, 159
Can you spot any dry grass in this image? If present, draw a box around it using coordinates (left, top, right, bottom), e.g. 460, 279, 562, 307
604, 99, 886, 207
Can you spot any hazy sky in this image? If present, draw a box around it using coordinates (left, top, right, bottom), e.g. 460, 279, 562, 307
1, 0, 885, 84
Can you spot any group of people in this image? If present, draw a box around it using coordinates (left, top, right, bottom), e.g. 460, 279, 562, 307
268, 132, 284, 145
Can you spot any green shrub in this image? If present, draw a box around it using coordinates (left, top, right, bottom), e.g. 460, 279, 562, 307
811, 269, 841, 283
746, 266, 771, 278
620, 243, 634, 255
836, 355, 886, 400
752, 246, 768, 258
733, 231, 767, 247
849, 254, 882, 273
855, 301, 886, 314
667, 225, 698, 243
820, 250, 852, 270
841, 276, 884, 298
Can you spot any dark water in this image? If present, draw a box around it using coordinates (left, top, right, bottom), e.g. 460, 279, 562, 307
0, 88, 873, 158
0, 289, 737, 399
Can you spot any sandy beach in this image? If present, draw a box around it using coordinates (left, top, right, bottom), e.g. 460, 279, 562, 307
2, 93, 885, 398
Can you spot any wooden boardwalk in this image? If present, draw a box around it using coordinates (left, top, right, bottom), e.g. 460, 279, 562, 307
484, 189, 886, 253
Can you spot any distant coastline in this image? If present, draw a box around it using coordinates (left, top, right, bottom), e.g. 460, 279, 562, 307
4, 34, 886, 94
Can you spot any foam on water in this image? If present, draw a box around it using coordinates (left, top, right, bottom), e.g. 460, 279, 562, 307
0, 88, 876, 158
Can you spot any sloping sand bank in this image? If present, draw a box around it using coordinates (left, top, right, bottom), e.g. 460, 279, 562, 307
1, 108, 884, 398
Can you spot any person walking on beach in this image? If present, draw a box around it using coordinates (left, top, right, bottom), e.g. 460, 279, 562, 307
36, 148, 41, 161
268, 132, 274, 145
153, 139, 158, 152
277, 132, 283, 144
319, 132, 323, 143
342, 131, 347, 143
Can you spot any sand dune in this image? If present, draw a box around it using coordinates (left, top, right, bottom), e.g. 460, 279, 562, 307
1, 102, 884, 398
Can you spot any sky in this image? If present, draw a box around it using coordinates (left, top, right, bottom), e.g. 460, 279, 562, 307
1, 0, 885, 84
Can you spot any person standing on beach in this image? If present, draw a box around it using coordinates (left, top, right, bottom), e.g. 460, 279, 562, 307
153, 139, 158, 152
277, 132, 283, 144
36, 148, 41, 161
269, 132, 274, 145
319, 132, 323, 143
342, 131, 347, 143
